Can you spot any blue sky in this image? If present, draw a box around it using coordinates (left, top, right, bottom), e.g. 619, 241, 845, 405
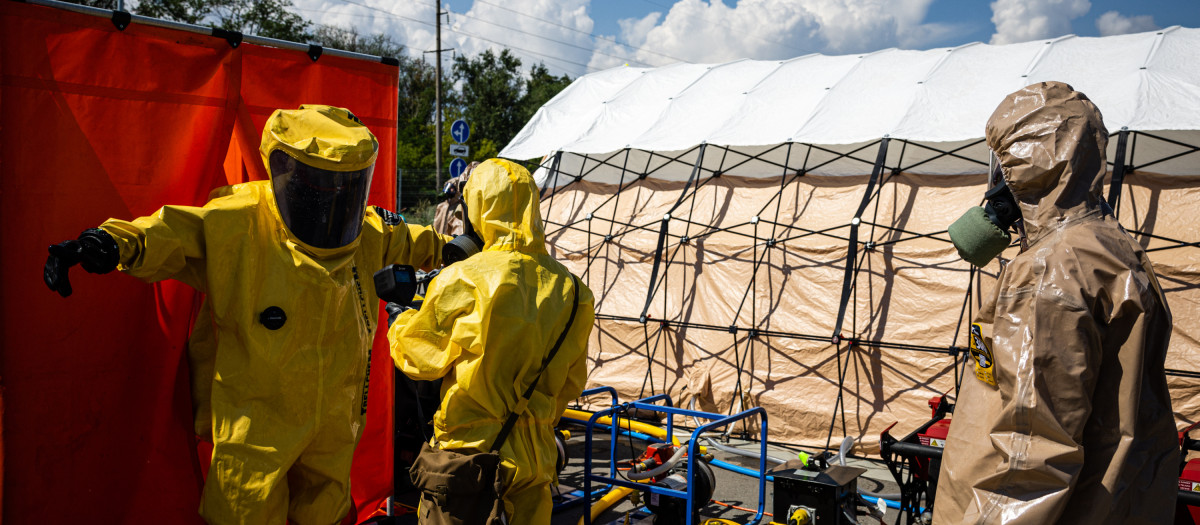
296, 0, 1200, 78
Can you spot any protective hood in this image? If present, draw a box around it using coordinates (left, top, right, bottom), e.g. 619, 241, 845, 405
260, 105, 379, 249
984, 81, 1109, 243
261, 104, 378, 172
462, 159, 547, 254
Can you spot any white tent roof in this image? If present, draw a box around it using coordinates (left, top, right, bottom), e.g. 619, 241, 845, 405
502, 27, 1200, 185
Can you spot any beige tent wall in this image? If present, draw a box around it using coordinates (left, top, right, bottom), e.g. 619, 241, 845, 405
544, 163, 1200, 453
1117, 172, 1200, 424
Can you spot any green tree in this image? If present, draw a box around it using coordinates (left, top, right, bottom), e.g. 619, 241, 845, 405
395, 56, 445, 208
312, 25, 403, 58
61, 0, 122, 10
135, 0, 312, 42
449, 55, 572, 172
396, 56, 440, 171
520, 63, 572, 125
451, 49, 525, 153
219, 0, 311, 42
131, 0, 209, 24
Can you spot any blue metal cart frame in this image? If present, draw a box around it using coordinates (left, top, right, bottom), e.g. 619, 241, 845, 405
582, 394, 768, 525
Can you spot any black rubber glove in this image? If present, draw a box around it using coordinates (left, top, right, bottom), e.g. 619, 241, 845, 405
44, 228, 120, 298
385, 302, 413, 328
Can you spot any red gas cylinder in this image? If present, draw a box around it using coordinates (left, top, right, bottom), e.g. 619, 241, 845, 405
1181, 458, 1200, 524
920, 396, 951, 448
1179, 422, 1200, 524
919, 419, 951, 449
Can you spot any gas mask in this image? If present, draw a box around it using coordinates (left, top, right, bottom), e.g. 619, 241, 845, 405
948, 157, 1022, 267
441, 198, 484, 265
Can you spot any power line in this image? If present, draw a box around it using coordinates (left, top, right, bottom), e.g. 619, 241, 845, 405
330, 0, 595, 77
447, 24, 605, 75
634, 0, 810, 56
450, 10, 654, 67
333, 0, 435, 29
638, 0, 676, 10
468, 0, 689, 64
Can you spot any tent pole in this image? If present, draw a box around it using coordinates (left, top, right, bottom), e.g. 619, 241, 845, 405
823, 137, 888, 450
639, 322, 655, 396
951, 266, 978, 397
607, 149, 633, 239
640, 144, 707, 323
830, 137, 890, 342
543, 151, 564, 231
1106, 129, 1130, 217
579, 154, 595, 286
825, 251, 867, 451
768, 142, 797, 240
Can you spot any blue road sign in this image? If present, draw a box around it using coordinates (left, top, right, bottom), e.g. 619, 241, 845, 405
451, 119, 470, 143
449, 157, 468, 179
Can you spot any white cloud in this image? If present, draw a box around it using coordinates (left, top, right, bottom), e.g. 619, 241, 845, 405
585, 11, 662, 71
289, 0, 598, 78
1095, 11, 1158, 37
603, 0, 962, 71
286, 0, 973, 78
451, 0, 597, 77
291, 0, 437, 57
988, 0, 1090, 45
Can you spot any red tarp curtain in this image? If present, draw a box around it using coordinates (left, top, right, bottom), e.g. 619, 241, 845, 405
1, 2, 399, 522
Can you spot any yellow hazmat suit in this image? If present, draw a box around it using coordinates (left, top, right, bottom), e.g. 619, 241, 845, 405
935, 82, 1179, 524
98, 105, 445, 524
388, 159, 595, 523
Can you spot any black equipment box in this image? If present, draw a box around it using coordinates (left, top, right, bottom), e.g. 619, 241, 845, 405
772, 461, 866, 524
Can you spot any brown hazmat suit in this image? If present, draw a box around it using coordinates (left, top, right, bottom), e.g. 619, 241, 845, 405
935, 82, 1179, 524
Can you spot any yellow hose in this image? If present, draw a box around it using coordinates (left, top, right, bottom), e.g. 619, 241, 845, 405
576, 486, 636, 525
563, 407, 716, 524
563, 408, 680, 445
561, 408, 714, 453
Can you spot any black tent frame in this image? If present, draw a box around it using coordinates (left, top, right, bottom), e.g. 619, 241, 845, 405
537, 132, 1200, 449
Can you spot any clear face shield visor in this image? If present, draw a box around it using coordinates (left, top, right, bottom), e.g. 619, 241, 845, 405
269, 149, 375, 249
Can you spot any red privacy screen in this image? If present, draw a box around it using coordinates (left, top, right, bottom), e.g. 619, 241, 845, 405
0, 2, 399, 521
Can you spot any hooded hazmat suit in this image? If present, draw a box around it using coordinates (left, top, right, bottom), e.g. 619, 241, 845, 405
95, 105, 446, 524
388, 158, 595, 523
934, 82, 1178, 524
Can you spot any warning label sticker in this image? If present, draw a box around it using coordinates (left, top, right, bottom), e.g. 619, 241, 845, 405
969, 323, 997, 387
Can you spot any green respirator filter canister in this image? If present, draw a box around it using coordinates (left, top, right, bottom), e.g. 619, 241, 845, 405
948, 206, 1012, 267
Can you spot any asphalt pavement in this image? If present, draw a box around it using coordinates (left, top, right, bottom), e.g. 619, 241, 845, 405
549, 423, 905, 525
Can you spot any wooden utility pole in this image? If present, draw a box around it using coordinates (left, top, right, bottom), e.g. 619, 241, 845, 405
434, 0, 442, 190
